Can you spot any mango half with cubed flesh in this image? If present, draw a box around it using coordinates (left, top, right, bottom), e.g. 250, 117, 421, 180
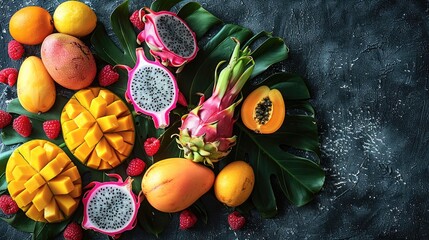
6, 139, 81, 223
61, 87, 135, 170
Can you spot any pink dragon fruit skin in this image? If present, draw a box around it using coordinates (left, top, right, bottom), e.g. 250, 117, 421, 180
82, 174, 143, 239
115, 47, 179, 129
175, 38, 255, 167
136, 7, 198, 70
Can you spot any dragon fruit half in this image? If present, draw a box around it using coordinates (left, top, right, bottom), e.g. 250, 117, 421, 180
116, 47, 178, 129
82, 174, 143, 239
175, 38, 255, 167
136, 7, 198, 71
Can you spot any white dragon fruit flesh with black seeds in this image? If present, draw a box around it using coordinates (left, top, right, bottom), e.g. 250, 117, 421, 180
116, 47, 178, 129
82, 174, 142, 239
136, 7, 198, 70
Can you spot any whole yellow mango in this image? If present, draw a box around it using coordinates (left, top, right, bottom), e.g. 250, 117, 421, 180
214, 161, 255, 207
141, 158, 215, 213
41, 33, 96, 90
17, 56, 56, 113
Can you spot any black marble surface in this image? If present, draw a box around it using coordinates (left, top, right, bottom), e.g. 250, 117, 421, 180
0, 0, 428, 239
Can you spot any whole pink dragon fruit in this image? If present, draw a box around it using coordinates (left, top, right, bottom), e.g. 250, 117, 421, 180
175, 38, 255, 167
115, 47, 178, 129
82, 174, 143, 239
136, 7, 198, 71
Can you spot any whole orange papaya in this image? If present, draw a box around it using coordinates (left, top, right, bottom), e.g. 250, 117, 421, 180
141, 158, 214, 213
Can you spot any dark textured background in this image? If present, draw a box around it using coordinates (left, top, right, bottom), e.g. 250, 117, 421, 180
0, 0, 428, 239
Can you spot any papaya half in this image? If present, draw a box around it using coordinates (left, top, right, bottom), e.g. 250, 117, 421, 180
241, 85, 285, 134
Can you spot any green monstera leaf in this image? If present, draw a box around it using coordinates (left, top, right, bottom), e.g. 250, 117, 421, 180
233, 73, 325, 217
91, 0, 137, 67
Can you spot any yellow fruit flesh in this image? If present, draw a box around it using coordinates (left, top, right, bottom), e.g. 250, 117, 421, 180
24, 174, 46, 194
8, 180, 26, 198
55, 195, 79, 217
44, 198, 64, 223
5, 140, 82, 223
61, 87, 135, 170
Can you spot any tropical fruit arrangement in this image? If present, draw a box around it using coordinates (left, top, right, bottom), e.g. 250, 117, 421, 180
0, 0, 325, 239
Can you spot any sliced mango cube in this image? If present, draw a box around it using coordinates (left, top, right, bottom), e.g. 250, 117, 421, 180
95, 138, 113, 160
98, 159, 113, 170
12, 165, 36, 181
74, 88, 94, 108
48, 176, 74, 195
115, 115, 134, 132
44, 198, 64, 223
65, 128, 88, 150
53, 152, 72, 169
32, 185, 53, 211
26, 204, 46, 222
117, 142, 133, 156
18, 140, 43, 163
74, 111, 96, 129
60, 165, 80, 182
73, 142, 94, 162
55, 195, 79, 217
65, 102, 84, 119
98, 88, 115, 104
106, 152, 121, 167
62, 119, 78, 134
24, 173, 46, 194
29, 146, 49, 172
86, 151, 101, 169
104, 133, 124, 150
15, 189, 37, 208
39, 156, 64, 181
106, 100, 129, 117
8, 180, 26, 198
96, 115, 119, 132
90, 96, 107, 119
5, 152, 28, 182
43, 142, 60, 161
69, 183, 82, 198
119, 131, 135, 144
84, 124, 103, 148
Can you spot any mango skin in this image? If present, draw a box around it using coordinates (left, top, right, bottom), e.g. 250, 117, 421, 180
17, 56, 56, 113
141, 158, 215, 213
214, 161, 255, 207
41, 33, 96, 90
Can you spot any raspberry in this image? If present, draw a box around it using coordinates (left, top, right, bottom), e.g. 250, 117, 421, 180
228, 211, 246, 230
0, 68, 18, 86
13, 115, 32, 137
144, 137, 160, 156
8, 40, 24, 60
98, 65, 120, 87
43, 120, 61, 139
0, 194, 19, 215
179, 209, 197, 230
126, 158, 146, 176
0, 110, 12, 128
63, 222, 83, 240
129, 9, 145, 31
